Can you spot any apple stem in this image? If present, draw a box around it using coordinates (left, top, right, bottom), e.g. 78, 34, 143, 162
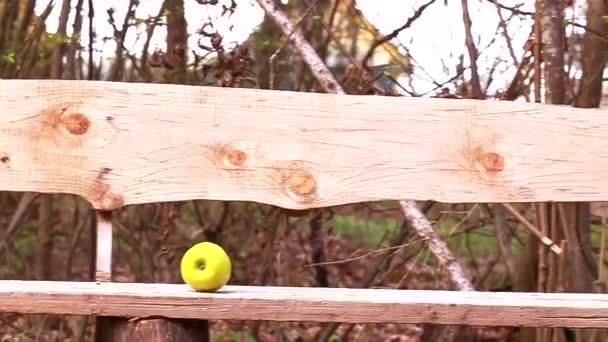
197, 261, 206, 271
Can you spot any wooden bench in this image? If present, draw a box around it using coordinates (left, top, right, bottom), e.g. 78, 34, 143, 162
1, 79, 608, 339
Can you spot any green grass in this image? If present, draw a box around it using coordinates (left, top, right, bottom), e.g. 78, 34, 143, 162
211, 330, 256, 342
15, 222, 36, 257
591, 224, 608, 266
329, 215, 400, 248
328, 213, 529, 289
329, 214, 526, 260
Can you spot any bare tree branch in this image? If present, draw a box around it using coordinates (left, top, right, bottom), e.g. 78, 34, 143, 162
50, 0, 72, 79
484, 0, 534, 16
254, 0, 474, 294
108, 0, 139, 81
400, 200, 475, 290
67, 0, 85, 80
492, 0, 518, 65
140, 2, 167, 82
494, 204, 516, 277
362, 0, 437, 66
87, 0, 96, 80
255, 0, 343, 94
502, 203, 562, 254
460, 0, 483, 99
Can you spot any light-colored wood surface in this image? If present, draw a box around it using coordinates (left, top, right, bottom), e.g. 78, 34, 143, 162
95, 211, 113, 282
2, 79, 608, 209
0, 280, 607, 327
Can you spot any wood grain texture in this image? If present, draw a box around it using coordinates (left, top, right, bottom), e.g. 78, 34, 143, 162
2, 79, 608, 209
0, 281, 607, 327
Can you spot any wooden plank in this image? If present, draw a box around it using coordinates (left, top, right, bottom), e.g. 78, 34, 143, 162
0, 281, 607, 328
1, 79, 608, 209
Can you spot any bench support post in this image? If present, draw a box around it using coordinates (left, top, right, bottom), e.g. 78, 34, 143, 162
95, 317, 209, 342
92, 210, 210, 342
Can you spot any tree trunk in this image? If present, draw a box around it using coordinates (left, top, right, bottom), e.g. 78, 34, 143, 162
0, 0, 19, 76
96, 317, 209, 342
537, 1, 602, 341
36, 195, 54, 280
513, 230, 539, 342
460, 0, 483, 99
540, 0, 566, 105
87, 0, 96, 80
572, 0, 608, 294
67, 0, 85, 80
252, 15, 285, 89
575, 0, 607, 108
13, 0, 37, 57
164, 0, 188, 83
569, 5, 607, 340
109, 0, 138, 81
50, 0, 72, 79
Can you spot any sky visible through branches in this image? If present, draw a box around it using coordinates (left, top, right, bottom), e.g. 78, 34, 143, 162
36, 0, 587, 95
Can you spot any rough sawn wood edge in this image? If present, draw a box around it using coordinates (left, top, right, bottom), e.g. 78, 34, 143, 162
0, 280, 607, 328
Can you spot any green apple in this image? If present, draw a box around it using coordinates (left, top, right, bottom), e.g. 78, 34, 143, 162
180, 241, 231, 292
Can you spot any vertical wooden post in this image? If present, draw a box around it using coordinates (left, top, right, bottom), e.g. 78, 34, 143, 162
93, 210, 209, 342
95, 211, 113, 283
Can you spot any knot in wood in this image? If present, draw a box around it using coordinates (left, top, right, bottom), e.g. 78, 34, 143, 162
0, 154, 8, 163
285, 169, 317, 202
477, 152, 504, 173
223, 149, 247, 168
60, 112, 91, 135
209, 143, 249, 169
99, 191, 124, 210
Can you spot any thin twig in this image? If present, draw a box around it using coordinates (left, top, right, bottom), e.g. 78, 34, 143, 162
362, 0, 437, 66
567, 21, 608, 42
502, 203, 562, 254
492, 0, 518, 65
307, 236, 423, 267
484, 0, 534, 16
